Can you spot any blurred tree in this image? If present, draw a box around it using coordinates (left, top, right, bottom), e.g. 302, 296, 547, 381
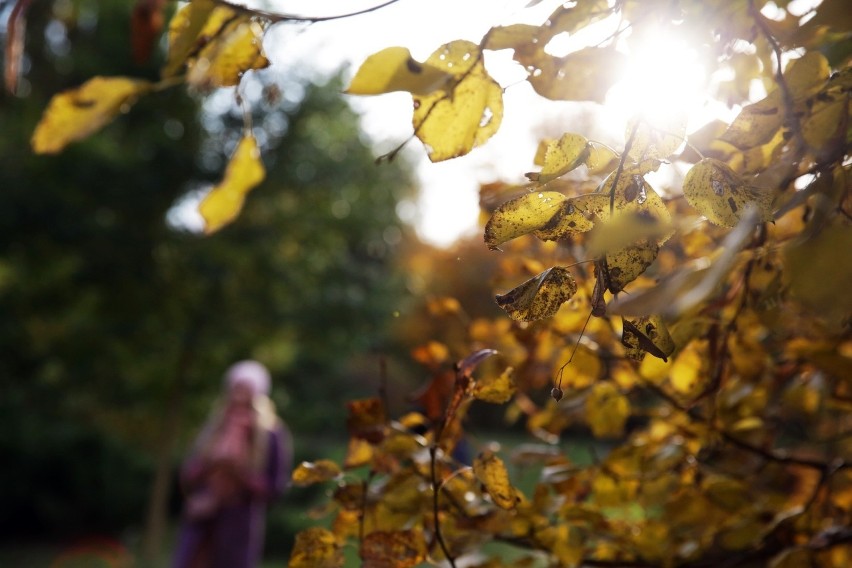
0, 0, 415, 561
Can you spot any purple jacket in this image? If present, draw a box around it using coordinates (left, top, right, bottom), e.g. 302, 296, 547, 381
173, 423, 293, 568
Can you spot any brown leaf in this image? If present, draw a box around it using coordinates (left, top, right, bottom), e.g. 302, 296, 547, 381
360, 530, 426, 568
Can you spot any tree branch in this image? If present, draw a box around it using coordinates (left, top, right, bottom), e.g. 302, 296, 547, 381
211, 0, 405, 23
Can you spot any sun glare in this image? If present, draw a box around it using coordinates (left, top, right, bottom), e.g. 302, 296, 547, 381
603, 29, 711, 139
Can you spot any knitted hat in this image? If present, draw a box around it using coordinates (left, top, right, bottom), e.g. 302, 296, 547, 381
225, 360, 271, 396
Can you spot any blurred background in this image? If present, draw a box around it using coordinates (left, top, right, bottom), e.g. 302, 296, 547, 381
0, 0, 519, 566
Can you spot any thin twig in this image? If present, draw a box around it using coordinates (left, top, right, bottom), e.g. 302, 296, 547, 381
212, 0, 405, 23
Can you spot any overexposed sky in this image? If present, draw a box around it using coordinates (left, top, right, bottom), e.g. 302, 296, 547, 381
257, 0, 739, 246
261, 0, 567, 247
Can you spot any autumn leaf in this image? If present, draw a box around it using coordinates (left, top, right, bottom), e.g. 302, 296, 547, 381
346, 47, 451, 96
31, 76, 152, 154
292, 459, 342, 486
288, 527, 343, 568
526, 47, 626, 103
360, 530, 426, 568
473, 450, 521, 509
474, 367, 517, 404
626, 114, 688, 163
198, 134, 266, 234
162, 0, 217, 78
484, 191, 605, 249
682, 158, 774, 227
586, 381, 630, 438
495, 266, 578, 322
525, 133, 589, 183
413, 41, 503, 162
346, 398, 387, 444
187, 18, 269, 89
622, 315, 675, 362
484, 191, 566, 249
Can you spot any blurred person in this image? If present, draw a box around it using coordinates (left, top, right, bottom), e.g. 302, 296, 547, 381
173, 360, 293, 568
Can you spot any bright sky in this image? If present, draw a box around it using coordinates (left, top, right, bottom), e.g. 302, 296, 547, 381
257, 0, 774, 246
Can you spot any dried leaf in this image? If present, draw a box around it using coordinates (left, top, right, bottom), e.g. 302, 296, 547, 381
621, 315, 675, 362
474, 450, 520, 509
346, 397, 387, 443
31, 76, 152, 154
292, 459, 342, 486
346, 47, 451, 96
198, 134, 266, 234
288, 527, 343, 568
495, 266, 578, 322
360, 530, 426, 568
413, 41, 503, 162
603, 240, 660, 293
586, 382, 630, 438
682, 158, 773, 227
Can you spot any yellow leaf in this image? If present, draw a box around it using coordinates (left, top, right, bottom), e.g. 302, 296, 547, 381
537, 524, 583, 567
554, 344, 602, 390
603, 241, 660, 293
413, 41, 503, 162
474, 367, 517, 404
474, 450, 520, 509
198, 134, 265, 234
484, 191, 567, 249
163, 0, 216, 78
785, 223, 852, 327
669, 339, 709, 396
802, 95, 847, 153
587, 211, 673, 259
288, 527, 343, 568
292, 459, 342, 486
188, 18, 268, 89
784, 51, 831, 101
532, 193, 609, 242
586, 382, 629, 438
484, 23, 540, 51
682, 158, 774, 227
527, 47, 626, 103
720, 93, 783, 150
526, 133, 589, 183
31, 76, 152, 154
585, 142, 618, 175
360, 530, 426, 568
346, 47, 451, 96
343, 438, 373, 469
622, 315, 675, 362
626, 114, 687, 162
495, 266, 578, 322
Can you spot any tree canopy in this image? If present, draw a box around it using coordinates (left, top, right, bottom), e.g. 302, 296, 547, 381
5, 0, 852, 566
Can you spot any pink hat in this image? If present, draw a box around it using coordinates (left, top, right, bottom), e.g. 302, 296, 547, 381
225, 360, 271, 396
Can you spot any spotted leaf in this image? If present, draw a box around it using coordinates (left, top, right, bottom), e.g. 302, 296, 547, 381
682, 158, 773, 227
495, 266, 578, 322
